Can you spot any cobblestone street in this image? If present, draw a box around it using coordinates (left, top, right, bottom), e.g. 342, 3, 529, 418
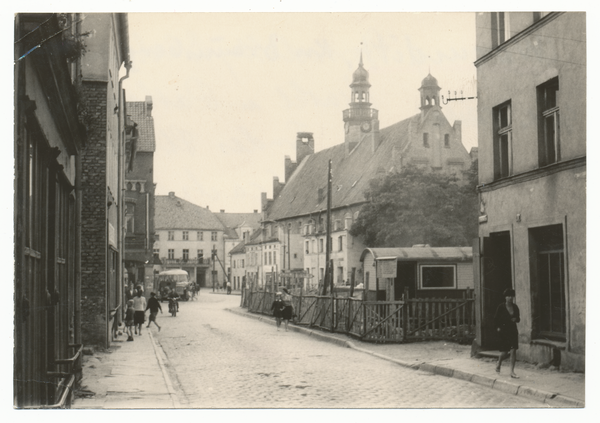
152, 293, 543, 408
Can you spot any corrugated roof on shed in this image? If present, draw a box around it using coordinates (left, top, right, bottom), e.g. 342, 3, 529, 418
360, 246, 472, 263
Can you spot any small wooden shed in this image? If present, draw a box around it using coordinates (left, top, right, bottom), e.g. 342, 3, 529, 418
360, 246, 473, 301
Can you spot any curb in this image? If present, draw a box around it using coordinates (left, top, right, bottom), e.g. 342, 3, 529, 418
148, 331, 181, 408
226, 307, 584, 408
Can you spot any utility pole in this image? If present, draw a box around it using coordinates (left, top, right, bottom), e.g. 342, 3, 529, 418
211, 245, 217, 292
322, 160, 332, 296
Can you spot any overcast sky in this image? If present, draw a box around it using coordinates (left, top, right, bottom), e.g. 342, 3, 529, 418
122, 12, 479, 213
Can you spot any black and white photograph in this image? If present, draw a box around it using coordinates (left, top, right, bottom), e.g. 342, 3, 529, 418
8, 0, 591, 414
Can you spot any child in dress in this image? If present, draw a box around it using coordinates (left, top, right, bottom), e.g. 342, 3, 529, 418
125, 300, 135, 341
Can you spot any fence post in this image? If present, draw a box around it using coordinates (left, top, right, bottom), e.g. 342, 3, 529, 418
402, 287, 409, 341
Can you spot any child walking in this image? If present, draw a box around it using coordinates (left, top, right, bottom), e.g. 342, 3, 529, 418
125, 300, 135, 341
146, 292, 162, 332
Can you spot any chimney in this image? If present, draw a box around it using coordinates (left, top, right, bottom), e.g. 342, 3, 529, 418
220, 209, 225, 213
168, 191, 175, 198
284, 155, 298, 182
273, 176, 285, 198
296, 132, 315, 165
206, 205, 209, 210
145, 95, 153, 117
254, 210, 258, 213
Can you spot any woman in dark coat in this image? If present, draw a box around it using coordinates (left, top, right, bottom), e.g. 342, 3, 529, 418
495, 288, 520, 378
271, 292, 284, 330
281, 288, 294, 332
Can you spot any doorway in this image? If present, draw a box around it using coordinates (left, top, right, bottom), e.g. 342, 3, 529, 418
481, 231, 513, 349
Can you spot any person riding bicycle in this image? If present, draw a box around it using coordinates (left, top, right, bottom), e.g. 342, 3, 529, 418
167, 288, 180, 311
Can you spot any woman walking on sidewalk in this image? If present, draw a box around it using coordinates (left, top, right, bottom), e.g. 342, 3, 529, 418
133, 289, 147, 335
495, 288, 520, 378
271, 292, 284, 330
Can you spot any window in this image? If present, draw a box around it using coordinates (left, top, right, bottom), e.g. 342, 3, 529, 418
197, 231, 203, 241
305, 240, 310, 254
344, 214, 352, 230
338, 235, 344, 251
168, 231, 174, 241
153, 248, 159, 258
125, 203, 135, 233
241, 259, 245, 268
183, 249, 189, 260
268, 252, 272, 265
198, 249, 203, 259
211, 231, 218, 241
168, 249, 174, 260
530, 224, 566, 341
444, 134, 450, 148
538, 77, 560, 167
493, 101, 512, 179
182, 231, 189, 241
273, 252, 276, 265
420, 265, 456, 289
423, 133, 430, 148
319, 238, 324, 253
312, 239, 316, 254
491, 12, 511, 48
233, 260, 236, 269
155, 233, 160, 241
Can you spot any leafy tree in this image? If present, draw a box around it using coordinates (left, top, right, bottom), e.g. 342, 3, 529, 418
349, 162, 478, 247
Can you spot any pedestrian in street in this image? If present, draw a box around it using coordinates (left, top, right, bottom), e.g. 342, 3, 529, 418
145, 292, 162, 332
281, 288, 294, 332
495, 288, 520, 378
125, 299, 135, 341
132, 289, 147, 335
226, 280, 232, 295
271, 292, 284, 330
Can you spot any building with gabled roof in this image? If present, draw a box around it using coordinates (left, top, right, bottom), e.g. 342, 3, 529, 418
123, 96, 157, 294
215, 210, 262, 290
259, 55, 474, 292
154, 192, 228, 288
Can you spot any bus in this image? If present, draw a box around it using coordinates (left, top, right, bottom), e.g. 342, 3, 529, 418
156, 269, 192, 301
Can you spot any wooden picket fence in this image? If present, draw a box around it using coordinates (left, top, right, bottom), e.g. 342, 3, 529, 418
244, 289, 475, 344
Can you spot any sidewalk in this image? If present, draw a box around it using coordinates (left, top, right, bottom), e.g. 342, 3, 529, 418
72, 328, 179, 409
227, 307, 585, 408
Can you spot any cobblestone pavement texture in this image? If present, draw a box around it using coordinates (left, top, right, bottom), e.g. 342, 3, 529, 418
154, 294, 543, 408
73, 292, 585, 410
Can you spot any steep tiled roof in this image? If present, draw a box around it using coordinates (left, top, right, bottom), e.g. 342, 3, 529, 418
267, 114, 419, 220
229, 241, 246, 255
127, 99, 156, 152
223, 227, 239, 239
215, 212, 262, 231
155, 195, 226, 231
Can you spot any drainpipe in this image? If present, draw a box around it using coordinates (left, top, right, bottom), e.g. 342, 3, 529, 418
117, 60, 132, 318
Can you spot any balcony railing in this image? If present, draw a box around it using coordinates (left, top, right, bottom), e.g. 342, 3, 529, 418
161, 258, 212, 266
342, 108, 378, 121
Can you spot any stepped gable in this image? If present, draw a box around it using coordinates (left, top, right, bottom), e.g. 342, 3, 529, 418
155, 195, 225, 230
267, 114, 419, 220
127, 97, 156, 152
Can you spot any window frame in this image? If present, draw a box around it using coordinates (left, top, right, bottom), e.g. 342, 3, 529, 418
183, 249, 189, 260
211, 231, 218, 241
537, 77, 560, 167
419, 264, 457, 290
168, 230, 174, 241
493, 101, 512, 180
168, 249, 175, 260
182, 230, 189, 241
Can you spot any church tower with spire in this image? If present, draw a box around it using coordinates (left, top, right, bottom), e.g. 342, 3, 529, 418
342, 53, 380, 154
